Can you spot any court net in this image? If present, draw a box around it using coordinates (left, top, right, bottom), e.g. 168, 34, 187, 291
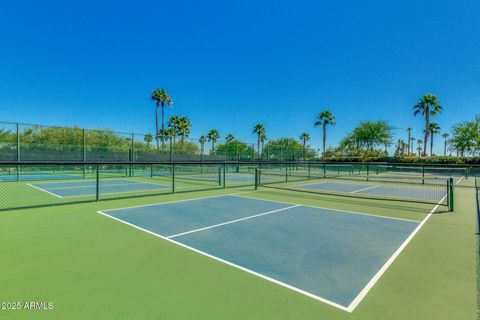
255, 169, 453, 210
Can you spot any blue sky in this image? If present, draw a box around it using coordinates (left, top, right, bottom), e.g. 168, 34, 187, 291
1, 0, 479, 154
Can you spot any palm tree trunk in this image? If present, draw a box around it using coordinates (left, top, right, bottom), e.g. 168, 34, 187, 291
155, 105, 159, 151
161, 103, 165, 149
444, 139, 447, 156
407, 131, 411, 155
322, 123, 326, 157
423, 109, 429, 156
430, 134, 433, 156
257, 135, 260, 159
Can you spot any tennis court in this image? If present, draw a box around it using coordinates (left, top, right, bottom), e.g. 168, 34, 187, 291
98, 194, 422, 312
29, 178, 169, 198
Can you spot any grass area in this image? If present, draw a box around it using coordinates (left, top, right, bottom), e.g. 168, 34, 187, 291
0, 184, 477, 319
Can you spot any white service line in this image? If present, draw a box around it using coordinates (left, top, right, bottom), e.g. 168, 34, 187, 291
27, 183, 64, 198
350, 185, 381, 194
167, 205, 299, 239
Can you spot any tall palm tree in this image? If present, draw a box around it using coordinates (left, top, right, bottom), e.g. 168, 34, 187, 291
151, 88, 173, 150
413, 94, 442, 156
314, 110, 336, 157
410, 137, 416, 154
428, 122, 441, 156
406, 127, 412, 155
253, 123, 266, 157
225, 134, 235, 143
177, 116, 191, 145
207, 129, 220, 154
416, 139, 423, 156
199, 135, 207, 155
442, 133, 449, 156
144, 133, 153, 148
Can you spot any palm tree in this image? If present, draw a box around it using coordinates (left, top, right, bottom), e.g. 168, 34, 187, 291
260, 132, 267, 157
225, 134, 235, 143
314, 110, 336, 157
168, 115, 180, 144
406, 128, 412, 155
207, 129, 220, 154
253, 123, 266, 158
144, 133, 153, 148
177, 116, 191, 145
164, 127, 176, 148
427, 122, 441, 156
199, 135, 207, 155
442, 133, 449, 156
410, 137, 416, 154
151, 88, 173, 150
416, 139, 423, 156
413, 94, 442, 156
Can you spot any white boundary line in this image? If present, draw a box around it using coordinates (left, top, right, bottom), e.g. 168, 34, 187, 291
345, 194, 447, 311
167, 205, 299, 239
96, 209, 350, 312
100, 192, 248, 213
27, 183, 64, 198
350, 185, 381, 193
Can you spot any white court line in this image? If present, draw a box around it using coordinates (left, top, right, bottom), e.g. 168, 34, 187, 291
167, 205, 299, 239
96, 209, 350, 312
456, 176, 464, 185
229, 194, 420, 223
27, 183, 63, 198
346, 194, 446, 312
100, 192, 247, 213
350, 185, 381, 194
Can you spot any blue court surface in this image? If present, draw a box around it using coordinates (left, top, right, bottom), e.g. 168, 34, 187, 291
296, 181, 446, 203
29, 179, 169, 198
98, 195, 420, 311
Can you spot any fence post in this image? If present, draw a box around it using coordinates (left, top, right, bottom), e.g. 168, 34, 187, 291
172, 164, 175, 194
254, 168, 258, 190
366, 163, 370, 181
96, 165, 100, 201
83, 129, 86, 179
16, 123, 20, 182
422, 165, 425, 185
223, 163, 226, 188
449, 177, 454, 212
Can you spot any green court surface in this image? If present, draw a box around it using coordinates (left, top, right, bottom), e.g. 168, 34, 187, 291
0, 184, 477, 319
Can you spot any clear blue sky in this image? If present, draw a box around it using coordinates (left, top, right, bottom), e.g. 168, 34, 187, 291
1, 0, 479, 154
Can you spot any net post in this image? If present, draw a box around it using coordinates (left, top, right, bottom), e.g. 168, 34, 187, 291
150, 164, 153, 178
254, 168, 258, 190
95, 165, 100, 201
366, 163, 370, 181
449, 177, 454, 212
323, 163, 326, 178
172, 164, 175, 193
308, 163, 311, 180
